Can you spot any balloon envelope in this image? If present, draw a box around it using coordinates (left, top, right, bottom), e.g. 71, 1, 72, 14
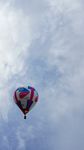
14, 86, 39, 118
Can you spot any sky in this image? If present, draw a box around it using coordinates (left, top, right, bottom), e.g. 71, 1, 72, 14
0, 0, 84, 150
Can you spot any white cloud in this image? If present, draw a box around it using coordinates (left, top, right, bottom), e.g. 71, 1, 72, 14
16, 124, 36, 150
40, 0, 84, 120
0, 1, 32, 119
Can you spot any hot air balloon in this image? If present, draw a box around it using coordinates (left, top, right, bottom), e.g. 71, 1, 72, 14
14, 86, 39, 119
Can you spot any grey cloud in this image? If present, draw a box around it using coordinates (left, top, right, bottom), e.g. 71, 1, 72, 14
9, 0, 49, 15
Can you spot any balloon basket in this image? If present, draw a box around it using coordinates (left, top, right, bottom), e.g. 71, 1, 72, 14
24, 115, 26, 119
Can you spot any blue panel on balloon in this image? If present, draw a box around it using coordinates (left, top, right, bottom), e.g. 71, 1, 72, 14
17, 87, 28, 92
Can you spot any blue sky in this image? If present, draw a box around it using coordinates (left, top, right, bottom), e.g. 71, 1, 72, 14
0, 0, 84, 150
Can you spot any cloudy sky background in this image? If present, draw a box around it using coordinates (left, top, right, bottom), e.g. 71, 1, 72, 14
0, 0, 84, 149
